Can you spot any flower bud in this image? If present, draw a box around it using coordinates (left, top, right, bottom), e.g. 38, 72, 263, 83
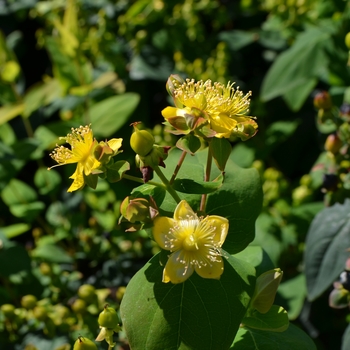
329, 287, 349, 309
78, 284, 96, 304
313, 91, 332, 110
345, 32, 350, 50
166, 74, 185, 107
73, 336, 98, 350
251, 268, 283, 314
325, 133, 342, 154
120, 197, 150, 223
1, 304, 15, 319
33, 305, 48, 321
71, 299, 86, 314
21, 295, 37, 310
98, 305, 120, 329
292, 185, 312, 206
130, 124, 155, 157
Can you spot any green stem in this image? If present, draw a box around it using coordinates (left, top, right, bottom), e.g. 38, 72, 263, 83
169, 150, 187, 185
200, 147, 212, 212
153, 166, 181, 204
123, 173, 166, 189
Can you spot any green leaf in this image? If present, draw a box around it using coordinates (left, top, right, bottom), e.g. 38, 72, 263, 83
89, 93, 140, 138
230, 143, 255, 168
206, 154, 263, 254
172, 173, 224, 194
210, 137, 232, 172
31, 244, 73, 264
120, 252, 255, 350
341, 323, 350, 350
304, 199, 350, 301
0, 233, 31, 276
106, 160, 130, 183
131, 184, 166, 207
277, 273, 306, 320
10, 201, 45, 221
219, 30, 257, 51
0, 103, 24, 125
234, 246, 275, 277
1, 179, 37, 206
34, 168, 61, 195
283, 78, 317, 112
176, 134, 201, 155
232, 323, 316, 349
261, 27, 331, 108
0, 223, 30, 238
243, 305, 289, 332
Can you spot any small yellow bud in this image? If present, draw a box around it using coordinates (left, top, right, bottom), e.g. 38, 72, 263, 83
1, 304, 15, 319
345, 32, 350, 50
325, 133, 342, 154
71, 299, 86, 314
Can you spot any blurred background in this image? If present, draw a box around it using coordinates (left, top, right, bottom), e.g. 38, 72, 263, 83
0, 0, 349, 349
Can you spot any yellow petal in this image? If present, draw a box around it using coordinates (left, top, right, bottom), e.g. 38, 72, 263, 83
194, 256, 224, 280
68, 166, 85, 192
161, 106, 188, 119
163, 251, 194, 284
201, 215, 229, 247
153, 216, 176, 250
174, 200, 196, 221
107, 138, 123, 152
210, 114, 237, 138
83, 155, 101, 176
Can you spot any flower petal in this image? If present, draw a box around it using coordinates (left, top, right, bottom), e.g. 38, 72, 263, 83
163, 251, 194, 284
210, 113, 237, 138
153, 216, 176, 250
201, 215, 229, 247
107, 138, 123, 152
161, 106, 188, 119
68, 165, 85, 192
194, 256, 224, 280
174, 200, 196, 221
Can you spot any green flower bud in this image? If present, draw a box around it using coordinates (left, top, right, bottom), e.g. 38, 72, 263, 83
130, 124, 155, 157
33, 306, 48, 321
120, 197, 150, 223
78, 284, 96, 304
251, 268, 283, 314
73, 336, 98, 350
71, 299, 86, 314
1, 60, 20, 82
329, 287, 349, 309
40, 262, 52, 276
325, 133, 342, 154
1, 304, 15, 319
292, 185, 312, 206
98, 305, 120, 329
345, 32, 350, 50
21, 295, 37, 310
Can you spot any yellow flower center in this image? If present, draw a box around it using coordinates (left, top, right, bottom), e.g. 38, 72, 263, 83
183, 234, 199, 251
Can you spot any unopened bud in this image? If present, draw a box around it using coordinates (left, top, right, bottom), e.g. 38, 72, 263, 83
329, 287, 349, 309
98, 305, 120, 329
313, 91, 332, 110
71, 299, 86, 314
130, 124, 155, 157
21, 295, 37, 310
325, 133, 342, 154
73, 336, 98, 350
78, 284, 96, 304
120, 197, 150, 223
1, 304, 15, 319
345, 32, 350, 50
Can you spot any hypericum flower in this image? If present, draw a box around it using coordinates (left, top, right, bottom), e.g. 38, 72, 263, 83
162, 76, 258, 140
153, 200, 229, 284
48, 125, 122, 192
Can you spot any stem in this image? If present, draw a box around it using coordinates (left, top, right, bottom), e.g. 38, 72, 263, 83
200, 147, 212, 212
169, 150, 187, 185
123, 173, 166, 188
153, 166, 181, 204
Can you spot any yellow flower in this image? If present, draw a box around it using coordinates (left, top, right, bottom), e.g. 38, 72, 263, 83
49, 125, 122, 192
162, 76, 258, 140
153, 200, 229, 284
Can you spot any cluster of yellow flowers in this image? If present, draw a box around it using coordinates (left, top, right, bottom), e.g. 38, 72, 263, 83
48, 75, 257, 284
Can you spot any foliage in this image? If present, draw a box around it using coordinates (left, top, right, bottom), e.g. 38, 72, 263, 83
1, 0, 350, 349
